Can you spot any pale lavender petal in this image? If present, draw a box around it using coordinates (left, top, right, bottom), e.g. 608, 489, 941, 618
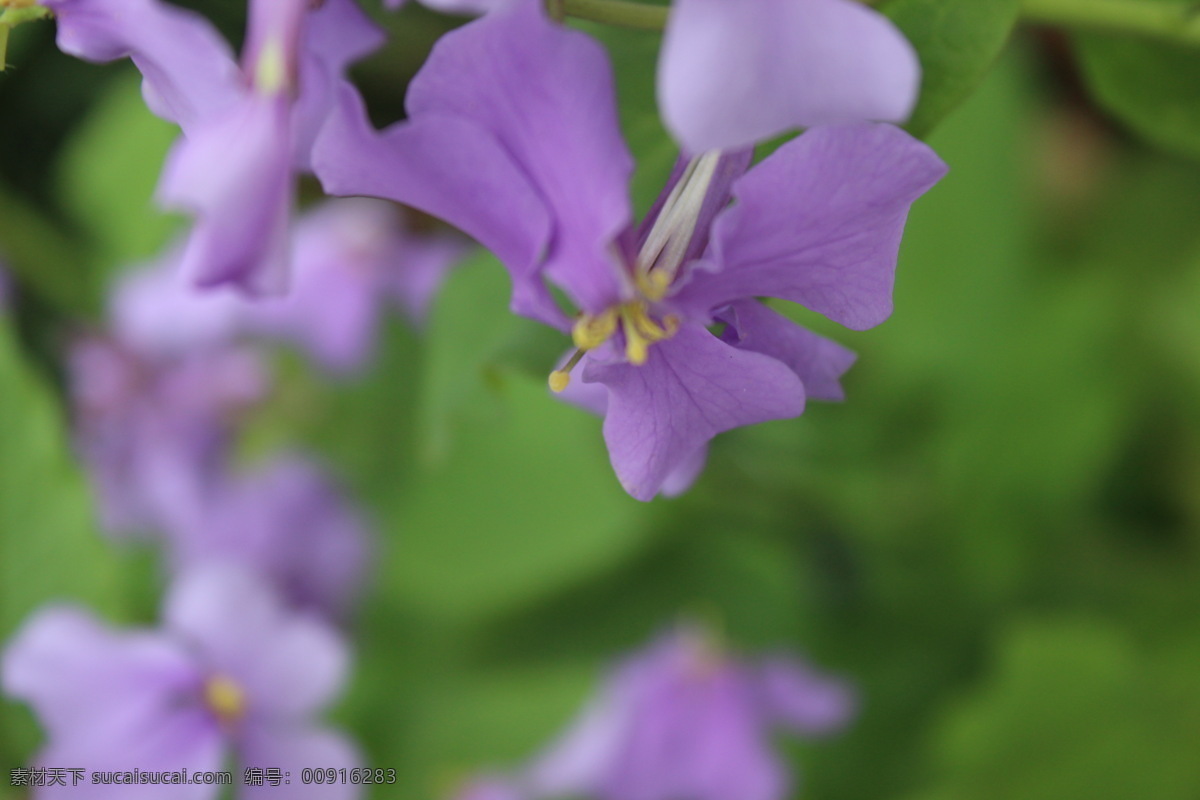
584, 325, 804, 501
420, 0, 510, 13
158, 95, 294, 296
43, 0, 242, 131
406, 0, 633, 313
165, 455, 370, 622
659, 445, 708, 498
239, 724, 361, 800
679, 123, 947, 330
755, 657, 857, 736
163, 565, 349, 719
312, 83, 563, 327
243, 199, 466, 368
716, 300, 856, 401
3, 607, 199, 738
659, 0, 919, 152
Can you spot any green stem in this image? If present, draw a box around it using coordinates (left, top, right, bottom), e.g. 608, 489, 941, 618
1021, 0, 1200, 46
561, 0, 668, 30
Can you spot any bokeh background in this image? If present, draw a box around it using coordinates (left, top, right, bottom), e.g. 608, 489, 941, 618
2, 2, 1200, 798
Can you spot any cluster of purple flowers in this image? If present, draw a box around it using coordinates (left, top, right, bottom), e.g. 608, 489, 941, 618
3, 0, 946, 795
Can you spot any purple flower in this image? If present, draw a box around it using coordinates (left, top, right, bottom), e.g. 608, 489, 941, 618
162, 455, 371, 623
454, 627, 856, 800
44, 0, 384, 295
114, 199, 466, 372
68, 334, 267, 537
2, 564, 361, 800
315, 0, 945, 499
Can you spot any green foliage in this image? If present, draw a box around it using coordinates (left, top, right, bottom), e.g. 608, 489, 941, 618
882, 0, 1021, 138
55, 68, 180, 285
1074, 29, 1200, 162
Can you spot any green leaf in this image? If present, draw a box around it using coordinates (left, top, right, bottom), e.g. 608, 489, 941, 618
905, 620, 1200, 800
882, 0, 1021, 138
0, 178, 95, 315
1074, 30, 1200, 161
382, 252, 650, 622
0, 316, 126, 773
55, 68, 180, 284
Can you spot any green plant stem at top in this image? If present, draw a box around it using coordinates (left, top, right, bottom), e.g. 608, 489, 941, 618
558, 0, 1200, 49
1022, 0, 1200, 46
561, 0, 669, 30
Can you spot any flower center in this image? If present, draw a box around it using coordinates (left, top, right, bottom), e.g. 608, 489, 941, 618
548, 151, 722, 393
204, 674, 247, 725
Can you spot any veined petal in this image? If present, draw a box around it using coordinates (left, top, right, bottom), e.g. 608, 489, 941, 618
158, 94, 294, 296
681, 123, 946, 330
407, 0, 634, 313
44, 0, 243, 132
717, 300, 856, 402
313, 83, 564, 327
584, 325, 804, 501
659, 0, 919, 152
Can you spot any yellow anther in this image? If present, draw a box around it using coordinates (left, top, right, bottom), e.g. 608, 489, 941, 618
254, 37, 288, 94
572, 309, 618, 351
624, 304, 674, 343
548, 370, 571, 393
635, 269, 673, 302
204, 675, 246, 724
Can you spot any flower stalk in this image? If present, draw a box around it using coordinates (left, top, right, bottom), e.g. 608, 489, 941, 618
560, 0, 668, 30
1022, 0, 1200, 45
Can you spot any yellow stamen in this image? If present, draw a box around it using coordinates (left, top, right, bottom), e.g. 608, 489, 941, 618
548, 348, 587, 393
254, 38, 288, 94
572, 308, 618, 351
204, 675, 246, 724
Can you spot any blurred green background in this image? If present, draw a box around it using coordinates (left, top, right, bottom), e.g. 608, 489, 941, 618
2, 4, 1200, 799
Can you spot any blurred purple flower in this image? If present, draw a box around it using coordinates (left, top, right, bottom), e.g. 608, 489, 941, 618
163, 455, 371, 623
44, 0, 384, 295
114, 199, 466, 372
68, 335, 267, 538
315, 0, 944, 499
2, 564, 361, 800
454, 627, 856, 800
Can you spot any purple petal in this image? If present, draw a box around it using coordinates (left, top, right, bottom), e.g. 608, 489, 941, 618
406, 0, 634, 314
584, 325, 804, 501
3, 607, 200, 739
239, 724, 361, 800
292, 0, 385, 168
43, 0, 242, 132
659, 445, 708, 498
678, 123, 947, 330
241, 0, 308, 92
244, 199, 466, 369
716, 300, 856, 401
163, 565, 349, 719
453, 778, 531, 800
659, 0, 919, 152
111, 248, 245, 357
754, 656, 858, 736
158, 94, 294, 296
312, 83, 563, 327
